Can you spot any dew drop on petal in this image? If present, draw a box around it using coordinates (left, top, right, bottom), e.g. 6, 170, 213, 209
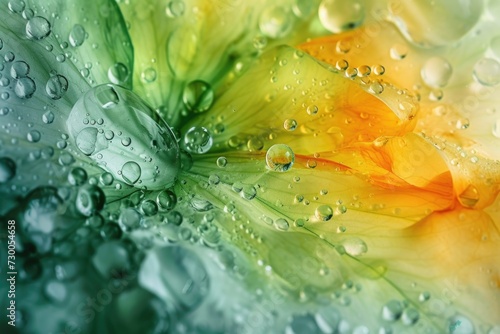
76, 185, 105, 217
259, 6, 293, 39
315, 205, 333, 221
183, 126, 213, 154
10, 61, 30, 79
343, 237, 368, 256
14, 77, 36, 99
27, 130, 41, 143
421, 57, 452, 88
382, 300, 403, 321
75, 127, 98, 156
166, 0, 185, 18
8, 0, 26, 13
266, 144, 294, 172
69, 24, 86, 47
275, 218, 289, 231
108, 62, 129, 85
473, 58, 500, 86
46, 74, 68, 100
284, 118, 298, 131
26, 16, 51, 40
182, 80, 214, 113
121, 161, 141, 185
447, 315, 475, 334
216, 156, 227, 168
319, 0, 365, 33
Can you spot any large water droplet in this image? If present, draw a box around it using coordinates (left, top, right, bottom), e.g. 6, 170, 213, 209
26, 16, 51, 40
10, 61, 30, 79
67, 84, 180, 190
389, 1, 483, 47
266, 144, 294, 172
319, 0, 365, 33
259, 6, 294, 38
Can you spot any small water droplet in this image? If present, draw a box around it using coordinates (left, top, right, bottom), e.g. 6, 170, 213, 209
166, 0, 185, 17
69, 24, 86, 47
315, 205, 333, 221
182, 80, 214, 113
46, 74, 68, 100
10, 61, 30, 79
284, 118, 298, 131
259, 6, 293, 38
0, 157, 16, 183
183, 126, 213, 154
473, 58, 500, 86
108, 62, 129, 85
421, 56, 452, 88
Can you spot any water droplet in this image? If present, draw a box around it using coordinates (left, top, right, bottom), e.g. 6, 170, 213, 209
182, 80, 214, 113
390, 44, 408, 60
266, 144, 294, 172
69, 24, 86, 47
421, 57, 452, 88
389, 1, 483, 47
0, 157, 16, 183
46, 74, 68, 100
76, 184, 105, 217
247, 137, 264, 151
121, 161, 141, 185
67, 84, 180, 190
75, 127, 98, 156
241, 185, 257, 200
259, 6, 293, 38
369, 81, 384, 94
0, 107, 9, 116
284, 118, 298, 131
99, 172, 114, 186
382, 300, 403, 321
119, 207, 142, 230
319, 0, 365, 33
8, 0, 26, 13
473, 58, 500, 86
26, 16, 51, 40
10, 61, 30, 78
343, 237, 367, 256
68, 167, 87, 186
183, 126, 213, 154
108, 62, 129, 85
315, 205, 333, 221
140, 199, 158, 217
275, 218, 289, 231
402, 308, 419, 325
14, 77, 36, 99
458, 184, 479, 208
307, 105, 319, 115
216, 156, 227, 167
141, 67, 157, 83
166, 0, 185, 18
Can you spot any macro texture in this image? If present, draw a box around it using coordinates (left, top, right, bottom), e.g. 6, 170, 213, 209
0, 0, 499, 333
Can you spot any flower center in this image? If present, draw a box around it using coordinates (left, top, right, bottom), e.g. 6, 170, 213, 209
67, 84, 180, 190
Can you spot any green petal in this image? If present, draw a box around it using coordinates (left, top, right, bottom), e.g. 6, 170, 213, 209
118, 0, 327, 127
